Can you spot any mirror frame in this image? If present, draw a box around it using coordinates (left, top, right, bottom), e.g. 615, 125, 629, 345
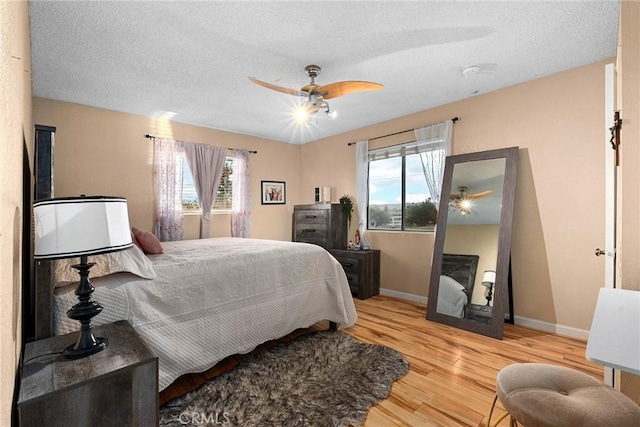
426, 147, 519, 339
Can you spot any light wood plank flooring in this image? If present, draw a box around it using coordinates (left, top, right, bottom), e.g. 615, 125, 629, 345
163, 295, 601, 426
347, 295, 602, 427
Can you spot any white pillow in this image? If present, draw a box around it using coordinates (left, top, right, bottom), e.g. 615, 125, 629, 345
53, 245, 157, 287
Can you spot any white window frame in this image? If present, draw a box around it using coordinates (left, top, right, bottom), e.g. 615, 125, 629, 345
367, 139, 445, 232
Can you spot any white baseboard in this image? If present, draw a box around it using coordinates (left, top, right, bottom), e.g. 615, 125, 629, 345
379, 288, 589, 340
556, 325, 589, 340
379, 288, 428, 305
513, 316, 589, 340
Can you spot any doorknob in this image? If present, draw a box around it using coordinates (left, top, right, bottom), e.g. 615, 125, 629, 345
595, 248, 605, 256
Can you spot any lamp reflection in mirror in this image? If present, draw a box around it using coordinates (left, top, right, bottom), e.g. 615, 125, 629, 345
482, 270, 496, 306
34, 196, 133, 359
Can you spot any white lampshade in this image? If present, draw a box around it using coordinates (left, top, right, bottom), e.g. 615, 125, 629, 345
34, 196, 133, 260
482, 270, 496, 287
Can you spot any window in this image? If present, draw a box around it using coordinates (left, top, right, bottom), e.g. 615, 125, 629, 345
182, 156, 233, 211
368, 142, 445, 232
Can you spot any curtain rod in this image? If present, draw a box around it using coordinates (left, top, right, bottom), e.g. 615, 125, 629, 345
347, 117, 458, 146
144, 134, 258, 154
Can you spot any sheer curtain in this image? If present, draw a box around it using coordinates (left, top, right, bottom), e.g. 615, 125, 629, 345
184, 143, 227, 239
413, 119, 453, 205
153, 137, 185, 242
355, 140, 371, 250
231, 149, 251, 238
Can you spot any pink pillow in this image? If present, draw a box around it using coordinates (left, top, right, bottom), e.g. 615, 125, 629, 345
131, 227, 164, 254
130, 229, 143, 251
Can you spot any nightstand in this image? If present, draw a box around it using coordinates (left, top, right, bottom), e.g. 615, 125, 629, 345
467, 303, 493, 324
18, 320, 158, 427
330, 249, 380, 299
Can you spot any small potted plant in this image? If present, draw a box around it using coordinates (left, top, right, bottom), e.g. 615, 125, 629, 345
339, 195, 353, 230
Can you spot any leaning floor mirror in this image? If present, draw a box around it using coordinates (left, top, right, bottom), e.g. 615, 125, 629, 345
426, 147, 519, 339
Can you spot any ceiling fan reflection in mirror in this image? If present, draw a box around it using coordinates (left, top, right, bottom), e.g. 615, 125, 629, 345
449, 186, 493, 215
249, 65, 383, 126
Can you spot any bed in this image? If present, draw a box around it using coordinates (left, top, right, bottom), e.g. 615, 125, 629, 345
51, 237, 357, 390
436, 253, 479, 318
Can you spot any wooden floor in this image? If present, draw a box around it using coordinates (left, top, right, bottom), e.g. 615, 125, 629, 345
347, 295, 602, 426
163, 295, 602, 426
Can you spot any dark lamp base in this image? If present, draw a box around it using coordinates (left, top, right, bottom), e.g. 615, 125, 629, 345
64, 256, 108, 359
63, 337, 107, 359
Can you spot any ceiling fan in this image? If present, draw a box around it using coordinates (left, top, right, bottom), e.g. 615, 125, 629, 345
249, 65, 383, 123
449, 186, 493, 214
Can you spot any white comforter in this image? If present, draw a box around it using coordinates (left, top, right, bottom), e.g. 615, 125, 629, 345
53, 238, 357, 390
436, 275, 468, 318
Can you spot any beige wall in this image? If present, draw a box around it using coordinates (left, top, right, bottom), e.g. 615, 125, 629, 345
29, 22, 615, 339
31, 98, 301, 242
301, 59, 609, 332
0, 0, 32, 423
618, 0, 640, 404
33, 54, 612, 335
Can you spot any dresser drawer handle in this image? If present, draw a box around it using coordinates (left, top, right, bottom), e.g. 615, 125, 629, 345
303, 228, 317, 233
340, 262, 353, 268
305, 215, 317, 219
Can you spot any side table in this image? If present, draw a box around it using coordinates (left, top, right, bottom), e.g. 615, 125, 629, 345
330, 249, 381, 299
467, 303, 493, 324
18, 320, 158, 426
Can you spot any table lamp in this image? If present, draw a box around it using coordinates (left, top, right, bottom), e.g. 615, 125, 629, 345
482, 270, 496, 306
34, 196, 132, 359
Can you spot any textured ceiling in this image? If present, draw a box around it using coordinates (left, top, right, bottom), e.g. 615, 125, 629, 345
29, 1, 619, 144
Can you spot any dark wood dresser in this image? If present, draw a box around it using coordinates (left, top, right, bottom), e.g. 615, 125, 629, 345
330, 249, 381, 299
18, 320, 158, 427
293, 203, 347, 250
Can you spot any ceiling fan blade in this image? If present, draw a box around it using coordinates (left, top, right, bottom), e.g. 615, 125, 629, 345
317, 81, 384, 100
467, 190, 493, 200
248, 77, 306, 97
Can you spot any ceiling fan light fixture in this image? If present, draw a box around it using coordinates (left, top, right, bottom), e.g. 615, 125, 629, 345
322, 100, 336, 118
294, 105, 311, 123
459, 199, 472, 212
251, 64, 382, 127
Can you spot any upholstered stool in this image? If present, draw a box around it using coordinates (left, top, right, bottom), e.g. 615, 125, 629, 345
488, 363, 640, 427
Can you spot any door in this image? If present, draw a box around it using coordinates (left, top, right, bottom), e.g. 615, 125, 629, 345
602, 63, 617, 387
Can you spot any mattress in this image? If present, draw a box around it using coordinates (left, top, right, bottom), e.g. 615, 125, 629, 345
53, 237, 358, 390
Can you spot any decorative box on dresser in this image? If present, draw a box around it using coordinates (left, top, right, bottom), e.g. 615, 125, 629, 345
330, 249, 381, 300
292, 204, 347, 250
17, 320, 158, 427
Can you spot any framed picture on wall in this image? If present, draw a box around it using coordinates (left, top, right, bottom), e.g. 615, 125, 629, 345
261, 181, 286, 205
